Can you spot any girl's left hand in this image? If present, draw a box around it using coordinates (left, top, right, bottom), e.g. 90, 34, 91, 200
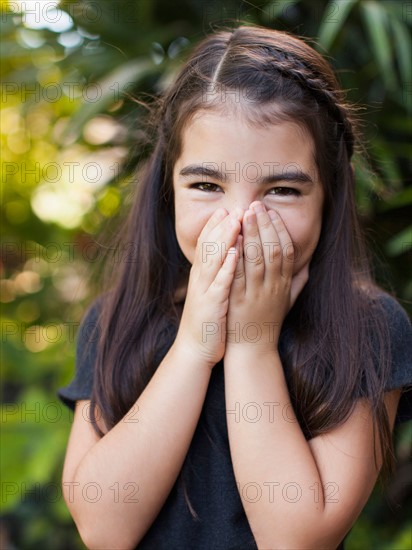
226, 202, 309, 352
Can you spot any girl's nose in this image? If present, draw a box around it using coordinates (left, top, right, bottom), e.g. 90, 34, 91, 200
229, 195, 261, 219
230, 206, 245, 223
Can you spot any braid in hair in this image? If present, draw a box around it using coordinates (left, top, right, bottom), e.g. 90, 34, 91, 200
258, 46, 355, 158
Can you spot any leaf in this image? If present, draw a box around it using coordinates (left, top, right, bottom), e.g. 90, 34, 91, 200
61, 57, 160, 141
377, 187, 412, 212
318, 0, 359, 51
361, 1, 397, 91
370, 139, 402, 188
389, 17, 412, 85
385, 225, 412, 256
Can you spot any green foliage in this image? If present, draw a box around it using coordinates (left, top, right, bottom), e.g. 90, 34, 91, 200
1, 0, 411, 547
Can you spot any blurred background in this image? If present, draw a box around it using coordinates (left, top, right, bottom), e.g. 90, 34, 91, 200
1, 0, 411, 548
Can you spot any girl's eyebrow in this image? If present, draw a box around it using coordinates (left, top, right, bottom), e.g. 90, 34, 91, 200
179, 164, 315, 185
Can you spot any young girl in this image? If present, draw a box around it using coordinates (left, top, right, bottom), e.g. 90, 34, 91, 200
58, 24, 412, 549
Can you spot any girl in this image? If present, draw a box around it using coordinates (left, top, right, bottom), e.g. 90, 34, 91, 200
58, 24, 412, 549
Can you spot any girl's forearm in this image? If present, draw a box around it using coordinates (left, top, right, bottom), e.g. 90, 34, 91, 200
223, 346, 342, 549
68, 342, 212, 549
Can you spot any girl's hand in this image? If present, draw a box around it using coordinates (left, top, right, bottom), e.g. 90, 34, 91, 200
226, 202, 309, 353
174, 208, 242, 369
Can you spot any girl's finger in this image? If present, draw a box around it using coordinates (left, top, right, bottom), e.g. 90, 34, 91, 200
200, 207, 242, 243
194, 208, 227, 266
242, 209, 265, 289
251, 202, 281, 282
198, 207, 228, 239
209, 244, 239, 300
195, 211, 240, 286
229, 234, 245, 295
267, 210, 294, 280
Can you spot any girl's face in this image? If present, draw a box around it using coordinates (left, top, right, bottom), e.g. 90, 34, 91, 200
172, 109, 324, 274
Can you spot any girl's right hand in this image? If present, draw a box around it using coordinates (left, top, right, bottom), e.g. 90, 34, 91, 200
174, 208, 242, 369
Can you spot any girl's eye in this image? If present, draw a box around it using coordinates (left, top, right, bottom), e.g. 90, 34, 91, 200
268, 187, 301, 196
190, 182, 222, 192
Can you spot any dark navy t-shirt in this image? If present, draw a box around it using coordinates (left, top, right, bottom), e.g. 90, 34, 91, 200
57, 292, 412, 549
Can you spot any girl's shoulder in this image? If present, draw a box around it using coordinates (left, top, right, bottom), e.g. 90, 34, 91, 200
57, 295, 106, 411
363, 286, 411, 330
358, 287, 412, 425
366, 288, 412, 392
80, 296, 103, 326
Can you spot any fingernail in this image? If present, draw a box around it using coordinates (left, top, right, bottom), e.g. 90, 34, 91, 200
268, 210, 277, 220
231, 208, 241, 221
246, 211, 255, 225
215, 208, 227, 218
234, 207, 243, 218
230, 212, 240, 227
253, 203, 264, 213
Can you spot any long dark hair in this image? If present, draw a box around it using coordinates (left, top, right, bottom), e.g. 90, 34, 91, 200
89, 24, 395, 484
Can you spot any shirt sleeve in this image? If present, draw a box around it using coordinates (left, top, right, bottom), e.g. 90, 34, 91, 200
57, 298, 102, 411
378, 293, 412, 425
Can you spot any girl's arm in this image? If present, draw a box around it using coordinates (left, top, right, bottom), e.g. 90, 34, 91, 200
224, 346, 401, 549
62, 343, 212, 550
224, 202, 402, 548
62, 208, 241, 549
